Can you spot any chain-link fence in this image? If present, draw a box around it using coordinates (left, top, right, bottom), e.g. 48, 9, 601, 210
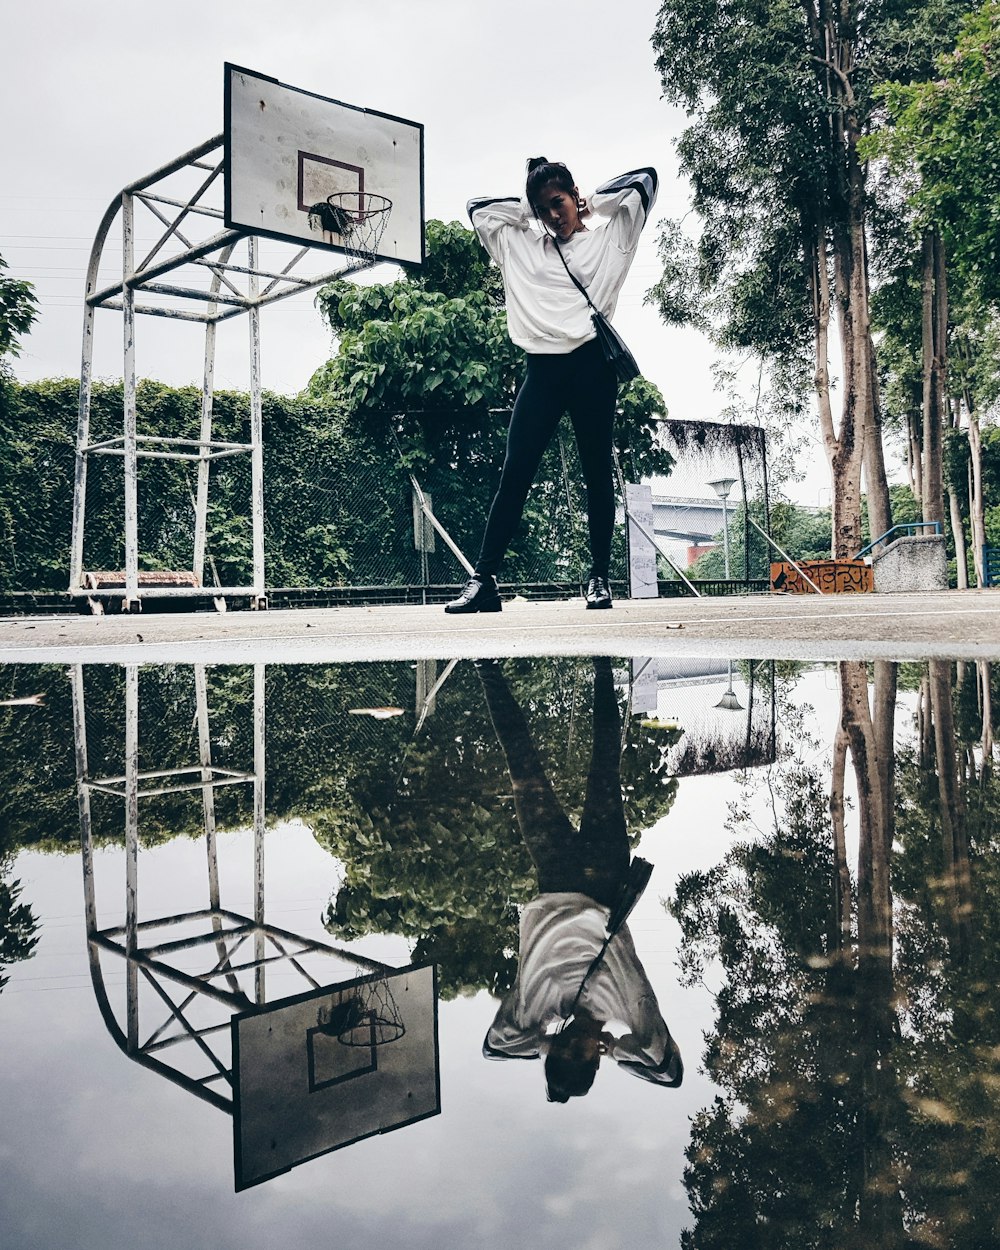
0, 383, 770, 608
649, 420, 772, 595
288, 410, 630, 600
257, 410, 772, 603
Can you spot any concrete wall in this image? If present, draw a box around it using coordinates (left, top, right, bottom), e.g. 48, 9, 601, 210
872, 534, 949, 593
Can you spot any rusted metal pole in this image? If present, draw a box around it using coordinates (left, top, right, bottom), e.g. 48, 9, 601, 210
253, 663, 266, 1004
248, 238, 266, 606
122, 192, 139, 610
125, 665, 139, 1049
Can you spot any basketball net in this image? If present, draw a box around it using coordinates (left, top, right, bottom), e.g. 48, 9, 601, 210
308, 191, 392, 267
333, 974, 405, 1047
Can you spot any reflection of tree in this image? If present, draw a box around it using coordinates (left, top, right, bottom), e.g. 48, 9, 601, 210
0, 866, 39, 993
673, 662, 907, 1246
674, 660, 1000, 1246
674, 761, 868, 1246
0, 689, 46, 988
928, 659, 973, 959
0, 659, 680, 998
321, 660, 681, 998
891, 660, 1000, 1247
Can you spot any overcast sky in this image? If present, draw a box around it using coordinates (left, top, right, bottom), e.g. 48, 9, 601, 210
2, 0, 839, 504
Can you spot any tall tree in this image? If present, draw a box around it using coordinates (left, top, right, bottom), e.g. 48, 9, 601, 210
867, 0, 1000, 583
875, 0, 1000, 309
649, 0, 969, 556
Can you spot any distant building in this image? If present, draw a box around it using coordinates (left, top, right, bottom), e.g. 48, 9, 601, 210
651, 495, 727, 569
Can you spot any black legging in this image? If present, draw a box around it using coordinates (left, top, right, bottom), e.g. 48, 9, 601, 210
477, 657, 629, 908
475, 338, 618, 579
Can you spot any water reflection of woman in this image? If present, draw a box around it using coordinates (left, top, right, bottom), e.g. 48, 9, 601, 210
477, 657, 682, 1101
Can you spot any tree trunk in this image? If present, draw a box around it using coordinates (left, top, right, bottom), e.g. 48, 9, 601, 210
908, 411, 923, 504
829, 180, 871, 559
814, 31, 873, 560
969, 411, 986, 586
838, 659, 904, 1245
873, 661, 897, 853
979, 659, 994, 782
839, 660, 893, 963
949, 489, 968, 588
830, 725, 854, 949
918, 673, 934, 770
929, 659, 971, 961
921, 229, 947, 527
808, 217, 848, 559
864, 338, 892, 545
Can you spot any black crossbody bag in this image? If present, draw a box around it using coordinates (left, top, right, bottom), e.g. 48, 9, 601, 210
552, 237, 641, 384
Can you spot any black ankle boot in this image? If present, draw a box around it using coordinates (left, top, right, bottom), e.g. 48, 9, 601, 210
585, 574, 612, 609
444, 575, 502, 614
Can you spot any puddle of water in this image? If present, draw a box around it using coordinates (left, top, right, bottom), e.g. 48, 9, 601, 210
0, 656, 996, 1247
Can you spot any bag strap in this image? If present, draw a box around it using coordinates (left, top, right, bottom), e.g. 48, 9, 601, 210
552, 237, 599, 316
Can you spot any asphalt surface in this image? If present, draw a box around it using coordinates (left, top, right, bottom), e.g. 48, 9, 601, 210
2, 588, 999, 665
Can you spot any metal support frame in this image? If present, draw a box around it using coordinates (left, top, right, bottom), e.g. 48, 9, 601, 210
70, 661, 388, 1111
71, 136, 370, 611
744, 511, 826, 595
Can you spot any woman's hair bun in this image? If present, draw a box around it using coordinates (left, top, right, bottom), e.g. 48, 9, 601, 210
526, 156, 549, 173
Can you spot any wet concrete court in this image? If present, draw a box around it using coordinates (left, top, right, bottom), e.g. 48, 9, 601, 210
2, 599, 1000, 1247
3, 585, 1000, 663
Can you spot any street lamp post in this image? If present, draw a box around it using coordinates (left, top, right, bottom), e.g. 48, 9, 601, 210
715, 660, 744, 711
708, 478, 737, 580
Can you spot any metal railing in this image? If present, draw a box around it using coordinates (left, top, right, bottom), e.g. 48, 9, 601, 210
854, 522, 942, 561
983, 546, 1000, 588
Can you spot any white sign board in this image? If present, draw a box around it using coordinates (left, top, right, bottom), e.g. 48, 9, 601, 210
625, 482, 658, 599
631, 657, 659, 715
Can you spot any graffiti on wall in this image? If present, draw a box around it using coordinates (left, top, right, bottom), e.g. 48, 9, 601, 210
770, 560, 874, 594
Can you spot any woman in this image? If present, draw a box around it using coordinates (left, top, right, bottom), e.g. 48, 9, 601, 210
476, 656, 682, 1101
444, 159, 658, 614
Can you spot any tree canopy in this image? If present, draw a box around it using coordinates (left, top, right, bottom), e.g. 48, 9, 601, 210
0, 252, 37, 361
309, 216, 674, 482
871, 0, 1000, 307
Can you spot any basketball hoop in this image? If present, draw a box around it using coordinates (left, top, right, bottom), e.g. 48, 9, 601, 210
308, 191, 392, 266
323, 974, 405, 1047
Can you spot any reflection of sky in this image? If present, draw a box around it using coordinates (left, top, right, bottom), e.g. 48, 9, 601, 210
3, 820, 706, 1249
1, 662, 888, 1248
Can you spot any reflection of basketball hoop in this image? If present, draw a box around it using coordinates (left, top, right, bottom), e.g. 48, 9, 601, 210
308, 191, 392, 266
327, 974, 405, 1047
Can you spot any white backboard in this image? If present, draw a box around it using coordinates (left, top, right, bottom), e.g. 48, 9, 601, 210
224, 64, 425, 267
232, 964, 439, 1190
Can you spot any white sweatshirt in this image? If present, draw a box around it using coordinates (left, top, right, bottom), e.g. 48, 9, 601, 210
467, 168, 658, 355
483, 892, 682, 1086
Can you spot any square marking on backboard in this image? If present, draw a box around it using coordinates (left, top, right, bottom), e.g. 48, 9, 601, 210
297, 154, 364, 217
306, 1018, 377, 1091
